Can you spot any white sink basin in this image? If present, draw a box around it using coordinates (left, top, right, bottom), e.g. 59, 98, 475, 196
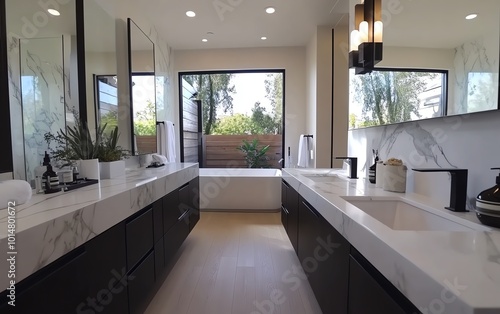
302, 173, 346, 183
342, 198, 476, 231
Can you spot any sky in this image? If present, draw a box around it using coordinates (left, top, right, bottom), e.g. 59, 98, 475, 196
218, 73, 274, 117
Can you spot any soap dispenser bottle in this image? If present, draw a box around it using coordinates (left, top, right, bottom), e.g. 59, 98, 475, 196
42, 153, 60, 194
475, 167, 500, 228
34, 151, 51, 193
368, 149, 379, 184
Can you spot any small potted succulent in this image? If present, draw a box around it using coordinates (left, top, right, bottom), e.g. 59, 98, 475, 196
97, 126, 128, 179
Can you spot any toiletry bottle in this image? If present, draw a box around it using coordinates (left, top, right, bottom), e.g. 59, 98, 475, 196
34, 151, 50, 192
43, 163, 60, 193
368, 149, 379, 184
475, 168, 500, 227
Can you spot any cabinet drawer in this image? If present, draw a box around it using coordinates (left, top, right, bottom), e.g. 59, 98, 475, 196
153, 198, 163, 243
163, 188, 180, 233
128, 251, 156, 314
164, 211, 190, 266
126, 208, 154, 270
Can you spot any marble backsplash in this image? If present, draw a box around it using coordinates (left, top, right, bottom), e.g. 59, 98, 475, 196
349, 109, 500, 210
451, 34, 499, 115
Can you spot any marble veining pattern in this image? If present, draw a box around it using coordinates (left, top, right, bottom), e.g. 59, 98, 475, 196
349, 110, 500, 211
452, 35, 499, 115
283, 169, 500, 313
0, 163, 198, 287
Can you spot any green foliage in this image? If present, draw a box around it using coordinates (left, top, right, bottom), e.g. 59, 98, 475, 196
44, 119, 105, 163
264, 73, 283, 134
183, 74, 235, 135
237, 139, 270, 168
97, 126, 128, 162
100, 111, 118, 134
251, 102, 280, 134
134, 100, 156, 136
354, 71, 434, 126
212, 114, 253, 135
44, 121, 127, 164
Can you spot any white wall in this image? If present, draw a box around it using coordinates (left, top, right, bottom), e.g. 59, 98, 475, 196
306, 32, 318, 166
332, 25, 349, 168
174, 47, 307, 168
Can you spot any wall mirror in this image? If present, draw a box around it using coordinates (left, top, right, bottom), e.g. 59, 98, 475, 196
349, 0, 499, 129
84, 0, 117, 136
127, 18, 156, 155
5, 0, 78, 183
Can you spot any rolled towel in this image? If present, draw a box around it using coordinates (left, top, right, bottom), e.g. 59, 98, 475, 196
0, 180, 32, 209
151, 154, 168, 164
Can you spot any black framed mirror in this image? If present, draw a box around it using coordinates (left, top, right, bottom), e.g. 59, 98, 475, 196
127, 18, 156, 156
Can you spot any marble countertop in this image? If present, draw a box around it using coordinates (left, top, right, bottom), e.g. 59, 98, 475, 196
0, 163, 198, 289
283, 168, 500, 314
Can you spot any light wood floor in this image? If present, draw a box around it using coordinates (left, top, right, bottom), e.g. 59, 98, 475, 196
145, 212, 322, 314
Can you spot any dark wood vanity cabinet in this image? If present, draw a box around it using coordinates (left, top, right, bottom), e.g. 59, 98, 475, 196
348, 248, 420, 314
298, 196, 349, 314
280, 179, 420, 314
281, 179, 299, 253
0, 177, 200, 313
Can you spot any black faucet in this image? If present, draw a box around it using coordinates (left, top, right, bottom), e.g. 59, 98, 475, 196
335, 157, 358, 179
412, 168, 468, 212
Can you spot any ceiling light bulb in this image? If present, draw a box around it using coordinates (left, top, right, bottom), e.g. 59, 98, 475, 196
265, 7, 276, 14
48, 9, 60, 16
465, 13, 477, 20
186, 11, 196, 17
261, 37, 267, 40
202, 38, 208, 42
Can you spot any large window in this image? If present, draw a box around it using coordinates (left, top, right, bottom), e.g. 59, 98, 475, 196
179, 70, 285, 168
349, 68, 448, 129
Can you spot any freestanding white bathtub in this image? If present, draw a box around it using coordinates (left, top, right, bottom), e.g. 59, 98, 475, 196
199, 168, 282, 212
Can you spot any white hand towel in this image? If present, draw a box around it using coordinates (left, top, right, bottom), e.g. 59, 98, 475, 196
297, 135, 309, 168
0, 180, 32, 209
156, 123, 167, 156
166, 121, 176, 163
152, 154, 167, 164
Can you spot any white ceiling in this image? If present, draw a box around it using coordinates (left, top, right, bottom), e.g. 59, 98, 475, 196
384, 0, 500, 49
5, 0, 499, 52
119, 0, 350, 50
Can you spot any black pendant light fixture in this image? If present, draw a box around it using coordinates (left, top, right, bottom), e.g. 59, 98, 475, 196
349, 0, 383, 74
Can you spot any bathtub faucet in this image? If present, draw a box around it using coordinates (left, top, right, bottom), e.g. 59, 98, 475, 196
278, 158, 284, 167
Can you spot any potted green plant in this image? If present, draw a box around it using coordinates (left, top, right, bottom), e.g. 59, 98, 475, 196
44, 120, 106, 180
237, 139, 270, 168
97, 126, 128, 179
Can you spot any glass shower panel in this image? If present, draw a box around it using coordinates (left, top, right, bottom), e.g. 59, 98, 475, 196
20, 37, 65, 185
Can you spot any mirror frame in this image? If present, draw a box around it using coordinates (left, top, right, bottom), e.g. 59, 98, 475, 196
0, 0, 13, 174
127, 18, 156, 156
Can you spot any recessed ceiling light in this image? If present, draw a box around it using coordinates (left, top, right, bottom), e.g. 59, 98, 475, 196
265, 7, 276, 14
202, 38, 208, 42
261, 36, 267, 40
186, 11, 196, 17
465, 13, 477, 20
48, 9, 60, 16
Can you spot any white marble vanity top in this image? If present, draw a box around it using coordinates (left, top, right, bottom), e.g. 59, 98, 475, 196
283, 168, 500, 314
0, 163, 198, 289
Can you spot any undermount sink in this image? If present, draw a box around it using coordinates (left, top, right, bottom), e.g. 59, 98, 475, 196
342, 197, 476, 231
302, 173, 346, 183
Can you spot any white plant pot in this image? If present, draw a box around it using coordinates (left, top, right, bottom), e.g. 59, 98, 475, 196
383, 165, 407, 193
78, 159, 100, 180
99, 160, 125, 179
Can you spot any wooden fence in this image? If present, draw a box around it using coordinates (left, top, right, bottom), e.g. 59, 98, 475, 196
203, 135, 282, 168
